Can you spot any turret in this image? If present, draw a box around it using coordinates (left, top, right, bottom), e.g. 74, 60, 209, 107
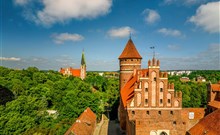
118, 39, 142, 90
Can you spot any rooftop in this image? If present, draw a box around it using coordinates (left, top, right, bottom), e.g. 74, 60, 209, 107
188, 109, 220, 135
119, 39, 142, 59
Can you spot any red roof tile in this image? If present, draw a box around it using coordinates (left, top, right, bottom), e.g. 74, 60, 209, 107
211, 84, 220, 91
188, 109, 220, 135
120, 71, 138, 107
60, 67, 81, 77
65, 107, 96, 135
208, 100, 220, 109
119, 39, 142, 59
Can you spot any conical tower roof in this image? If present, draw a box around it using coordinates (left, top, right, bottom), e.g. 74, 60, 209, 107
81, 50, 86, 66
119, 39, 142, 59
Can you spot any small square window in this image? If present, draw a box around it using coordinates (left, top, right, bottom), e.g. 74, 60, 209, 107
170, 111, 173, 115
132, 111, 135, 115
158, 111, 161, 115
146, 111, 149, 115
145, 88, 148, 92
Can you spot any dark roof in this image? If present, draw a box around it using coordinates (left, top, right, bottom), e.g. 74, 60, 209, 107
119, 39, 142, 59
188, 109, 220, 135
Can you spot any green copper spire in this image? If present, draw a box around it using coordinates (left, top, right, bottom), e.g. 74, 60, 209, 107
81, 50, 86, 66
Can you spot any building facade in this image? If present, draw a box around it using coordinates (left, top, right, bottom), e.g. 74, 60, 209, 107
118, 39, 199, 135
60, 51, 86, 80
207, 82, 220, 113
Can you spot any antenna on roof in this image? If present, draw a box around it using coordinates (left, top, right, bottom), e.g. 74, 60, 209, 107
129, 30, 132, 39
150, 46, 155, 58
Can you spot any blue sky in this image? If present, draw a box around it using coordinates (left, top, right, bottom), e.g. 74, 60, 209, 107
1, 0, 220, 71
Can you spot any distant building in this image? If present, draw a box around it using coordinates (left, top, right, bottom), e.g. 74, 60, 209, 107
64, 107, 96, 135
196, 76, 206, 82
168, 70, 192, 76
207, 81, 220, 113
60, 51, 86, 80
180, 77, 190, 82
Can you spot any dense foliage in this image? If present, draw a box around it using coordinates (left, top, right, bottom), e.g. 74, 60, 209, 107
0, 66, 219, 134
169, 70, 220, 108
0, 67, 119, 134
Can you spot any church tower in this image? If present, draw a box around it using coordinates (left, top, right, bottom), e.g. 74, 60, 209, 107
80, 50, 86, 80
118, 39, 142, 130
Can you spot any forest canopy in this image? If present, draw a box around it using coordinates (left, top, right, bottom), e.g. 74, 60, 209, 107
0, 66, 219, 134
0, 66, 119, 134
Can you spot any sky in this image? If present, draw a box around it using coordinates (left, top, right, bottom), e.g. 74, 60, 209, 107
1, 0, 220, 71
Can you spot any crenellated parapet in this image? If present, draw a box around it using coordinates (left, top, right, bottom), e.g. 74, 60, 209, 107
148, 58, 160, 68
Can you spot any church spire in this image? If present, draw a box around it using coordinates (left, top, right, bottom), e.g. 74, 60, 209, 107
81, 50, 86, 66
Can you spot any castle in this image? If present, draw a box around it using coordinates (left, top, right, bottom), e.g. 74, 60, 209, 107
118, 39, 220, 135
60, 51, 86, 80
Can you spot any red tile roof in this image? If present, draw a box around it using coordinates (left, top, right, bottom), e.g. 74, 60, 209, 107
119, 39, 142, 59
208, 100, 220, 109
120, 71, 138, 107
188, 109, 220, 135
60, 67, 81, 77
211, 84, 220, 91
64, 107, 96, 135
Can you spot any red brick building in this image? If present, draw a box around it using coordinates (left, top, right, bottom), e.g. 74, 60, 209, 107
60, 51, 86, 80
207, 82, 220, 113
187, 109, 220, 135
118, 39, 204, 135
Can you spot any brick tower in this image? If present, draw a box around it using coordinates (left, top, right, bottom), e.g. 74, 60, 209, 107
118, 39, 142, 130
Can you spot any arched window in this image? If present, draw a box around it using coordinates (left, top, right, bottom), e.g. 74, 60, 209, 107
160, 132, 168, 135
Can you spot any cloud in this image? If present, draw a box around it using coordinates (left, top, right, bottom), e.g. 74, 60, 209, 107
168, 44, 181, 50
14, 0, 112, 26
51, 33, 84, 44
142, 9, 160, 24
157, 28, 183, 37
160, 43, 220, 70
107, 26, 135, 38
163, 0, 208, 6
188, 1, 220, 33
0, 57, 21, 61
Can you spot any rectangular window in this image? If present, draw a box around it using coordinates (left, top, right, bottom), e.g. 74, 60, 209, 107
154, 77, 156, 81
160, 99, 163, 104
145, 99, 148, 104
158, 111, 161, 115
170, 111, 173, 115
160, 88, 163, 92
146, 111, 149, 115
168, 99, 171, 103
